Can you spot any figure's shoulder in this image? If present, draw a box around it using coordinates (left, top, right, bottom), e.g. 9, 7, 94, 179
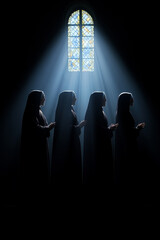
38, 109, 47, 120
38, 109, 44, 118
39, 109, 42, 114
71, 109, 77, 117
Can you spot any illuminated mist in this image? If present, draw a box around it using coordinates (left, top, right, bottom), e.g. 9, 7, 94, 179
1, 21, 159, 206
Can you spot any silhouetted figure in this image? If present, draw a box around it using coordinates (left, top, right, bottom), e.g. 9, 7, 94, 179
115, 92, 145, 190
83, 91, 118, 188
20, 90, 55, 200
51, 91, 86, 188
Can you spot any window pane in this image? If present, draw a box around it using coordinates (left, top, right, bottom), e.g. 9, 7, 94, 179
82, 49, 94, 58
68, 59, 80, 71
82, 26, 94, 36
82, 59, 94, 71
68, 26, 80, 36
82, 37, 94, 48
68, 10, 80, 24
82, 10, 93, 24
68, 48, 80, 58
68, 37, 80, 48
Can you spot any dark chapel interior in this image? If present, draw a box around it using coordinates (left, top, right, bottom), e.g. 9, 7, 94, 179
0, 0, 160, 212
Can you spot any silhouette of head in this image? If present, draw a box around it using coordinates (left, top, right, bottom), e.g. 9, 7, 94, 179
85, 91, 106, 120
117, 92, 133, 114
57, 91, 76, 108
55, 91, 76, 121
88, 91, 106, 108
22, 90, 45, 127
26, 90, 45, 110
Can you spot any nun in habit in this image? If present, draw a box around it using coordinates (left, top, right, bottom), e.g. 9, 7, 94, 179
51, 91, 86, 187
115, 92, 145, 188
83, 91, 118, 188
20, 90, 55, 196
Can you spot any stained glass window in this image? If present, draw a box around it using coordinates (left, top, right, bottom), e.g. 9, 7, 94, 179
68, 10, 94, 72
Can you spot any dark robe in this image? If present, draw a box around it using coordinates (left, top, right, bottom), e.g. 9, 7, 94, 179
52, 97, 82, 187
83, 98, 113, 187
115, 93, 140, 188
20, 91, 50, 197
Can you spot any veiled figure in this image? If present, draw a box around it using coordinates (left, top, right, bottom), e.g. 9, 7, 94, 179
20, 90, 55, 197
51, 91, 85, 187
83, 91, 118, 187
115, 92, 145, 187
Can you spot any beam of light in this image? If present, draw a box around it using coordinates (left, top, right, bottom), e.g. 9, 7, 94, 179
22, 26, 158, 171
2, 19, 159, 197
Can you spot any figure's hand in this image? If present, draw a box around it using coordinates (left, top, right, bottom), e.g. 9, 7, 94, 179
79, 120, 87, 128
48, 122, 56, 130
136, 122, 145, 130
109, 123, 119, 130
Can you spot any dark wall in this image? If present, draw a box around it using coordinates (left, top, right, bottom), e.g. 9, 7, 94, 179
1, 0, 159, 206
2, 1, 159, 107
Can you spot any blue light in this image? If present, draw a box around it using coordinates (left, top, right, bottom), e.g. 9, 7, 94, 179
4, 26, 157, 184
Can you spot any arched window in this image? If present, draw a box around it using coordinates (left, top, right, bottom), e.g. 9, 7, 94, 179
68, 10, 94, 72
